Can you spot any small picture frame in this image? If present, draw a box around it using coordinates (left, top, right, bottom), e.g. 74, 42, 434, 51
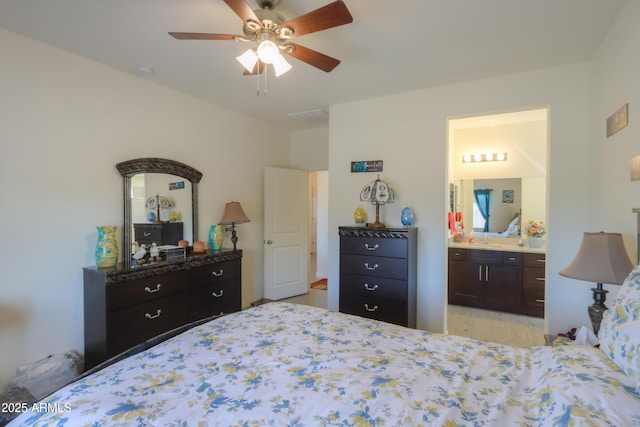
351, 160, 383, 173
502, 190, 514, 203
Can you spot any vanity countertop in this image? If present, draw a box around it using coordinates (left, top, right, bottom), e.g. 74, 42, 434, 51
448, 240, 546, 254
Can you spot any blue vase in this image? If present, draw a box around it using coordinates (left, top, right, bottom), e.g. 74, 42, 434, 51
209, 225, 224, 252
147, 211, 156, 222
401, 207, 415, 226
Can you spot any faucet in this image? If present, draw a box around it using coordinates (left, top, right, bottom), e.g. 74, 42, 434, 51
482, 232, 490, 244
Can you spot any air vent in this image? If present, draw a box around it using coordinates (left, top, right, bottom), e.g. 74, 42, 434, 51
286, 109, 329, 125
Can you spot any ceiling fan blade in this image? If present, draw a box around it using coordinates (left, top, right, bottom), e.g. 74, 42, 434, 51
169, 32, 240, 40
224, 0, 262, 27
284, 43, 340, 72
243, 60, 265, 75
281, 0, 353, 38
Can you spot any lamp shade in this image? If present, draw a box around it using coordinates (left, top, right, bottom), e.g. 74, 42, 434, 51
360, 176, 395, 205
219, 201, 250, 225
559, 232, 633, 285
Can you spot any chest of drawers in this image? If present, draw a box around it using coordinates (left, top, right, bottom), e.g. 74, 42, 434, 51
83, 250, 242, 370
339, 226, 417, 327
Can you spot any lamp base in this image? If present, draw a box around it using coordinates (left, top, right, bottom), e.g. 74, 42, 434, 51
370, 202, 385, 228
588, 282, 608, 336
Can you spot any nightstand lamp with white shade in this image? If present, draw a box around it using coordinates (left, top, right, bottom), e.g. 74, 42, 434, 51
559, 232, 633, 335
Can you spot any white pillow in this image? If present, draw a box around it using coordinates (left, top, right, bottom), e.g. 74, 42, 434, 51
599, 300, 640, 392
612, 263, 640, 305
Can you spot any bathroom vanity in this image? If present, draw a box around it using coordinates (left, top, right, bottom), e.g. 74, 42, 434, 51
448, 240, 545, 318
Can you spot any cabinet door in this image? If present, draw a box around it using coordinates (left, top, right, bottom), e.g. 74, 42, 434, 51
448, 260, 483, 306
484, 264, 521, 311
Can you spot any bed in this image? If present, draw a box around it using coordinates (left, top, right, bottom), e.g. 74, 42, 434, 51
8, 269, 640, 426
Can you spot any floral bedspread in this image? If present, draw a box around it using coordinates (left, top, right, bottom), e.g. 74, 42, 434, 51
9, 302, 640, 426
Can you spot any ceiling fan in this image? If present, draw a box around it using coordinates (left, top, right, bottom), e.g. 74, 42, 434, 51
169, 0, 353, 76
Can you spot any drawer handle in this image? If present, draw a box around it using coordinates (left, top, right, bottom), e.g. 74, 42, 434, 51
145, 309, 162, 319
211, 269, 224, 277
537, 259, 546, 263
364, 304, 378, 312
144, 284, 162, 293
143, 232, 152, 237
536, 277, 545, 281
212, 290, 224, 298
364, 283, 379, 291
364, 243, 379, 251
508, 257, 516, 261
364, 263, 379, 270
535, 299, 545, 303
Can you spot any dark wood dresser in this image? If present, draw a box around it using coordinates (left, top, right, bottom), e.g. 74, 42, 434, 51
83, 249, 241, 370
339, 226, 417, 328
133, 222, 183, 246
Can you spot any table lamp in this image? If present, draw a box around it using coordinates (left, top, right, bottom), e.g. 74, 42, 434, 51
359, 175, 395, 228
219, 201, 251, 251
559, 232, 633, 335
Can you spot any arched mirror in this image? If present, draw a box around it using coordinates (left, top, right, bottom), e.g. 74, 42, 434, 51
116, 158, 202, 268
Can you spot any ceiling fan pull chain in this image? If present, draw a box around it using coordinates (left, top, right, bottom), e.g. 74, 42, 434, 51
256, 64, 260, 96
264, 65, 268, 97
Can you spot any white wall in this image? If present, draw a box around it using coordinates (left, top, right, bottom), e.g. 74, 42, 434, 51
289, 127, 329, 171
0, 28, 290, 388
329, 63, 592, 334
589, 1, 640, 287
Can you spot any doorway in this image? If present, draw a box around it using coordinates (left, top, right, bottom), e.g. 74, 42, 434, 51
309, 171, 328, 289
446, 107, 549, 347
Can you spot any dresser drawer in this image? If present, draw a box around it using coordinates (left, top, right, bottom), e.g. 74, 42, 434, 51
523, 253, 546, 267
134, 224, 162, 244
502, 252, 522, 266
340, 236, 407, 258
523, 267, 546, 290
188, 259, 241, 288
340, 254, 407, 280
448, 247, 467, 260
108, 294, 188, 355
340, 294, 408, 326
107, 270, 188, 310
521, 288, 545, 317
340, 273, 408, 301
189, 279, 241, 321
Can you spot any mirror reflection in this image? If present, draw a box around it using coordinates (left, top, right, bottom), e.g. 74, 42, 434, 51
116, 158, 202, 268
130, 173, 193, 244
459, 178, 521, 236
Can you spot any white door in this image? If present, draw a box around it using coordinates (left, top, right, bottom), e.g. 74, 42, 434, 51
264, 167, 309, 300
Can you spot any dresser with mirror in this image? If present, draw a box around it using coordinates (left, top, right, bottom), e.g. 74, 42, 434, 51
83, 158, 242, 370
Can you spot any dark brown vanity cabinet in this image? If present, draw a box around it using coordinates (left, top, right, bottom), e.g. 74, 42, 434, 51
339, 226, 417, 328
448, 247, 544, 318
83, 250, 242, 370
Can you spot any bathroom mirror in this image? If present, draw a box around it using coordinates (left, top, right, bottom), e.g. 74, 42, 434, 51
459, 178, 522, 233
116, 158, 202, 268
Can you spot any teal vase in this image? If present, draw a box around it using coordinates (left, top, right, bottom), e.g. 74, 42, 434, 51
95, 226, 118, 268
209, 225, 224, 253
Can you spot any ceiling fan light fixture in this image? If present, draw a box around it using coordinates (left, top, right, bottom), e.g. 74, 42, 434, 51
236, 49, 259, 72
272, 53, 292, 76
257, 39, 279, 64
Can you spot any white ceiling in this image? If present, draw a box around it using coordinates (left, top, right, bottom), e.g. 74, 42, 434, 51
0, 0, 627, 131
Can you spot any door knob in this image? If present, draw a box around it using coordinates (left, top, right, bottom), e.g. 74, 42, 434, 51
266, 240, 273, 244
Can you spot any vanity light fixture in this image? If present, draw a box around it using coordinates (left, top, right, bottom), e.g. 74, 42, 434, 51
462, 153, 508, 163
